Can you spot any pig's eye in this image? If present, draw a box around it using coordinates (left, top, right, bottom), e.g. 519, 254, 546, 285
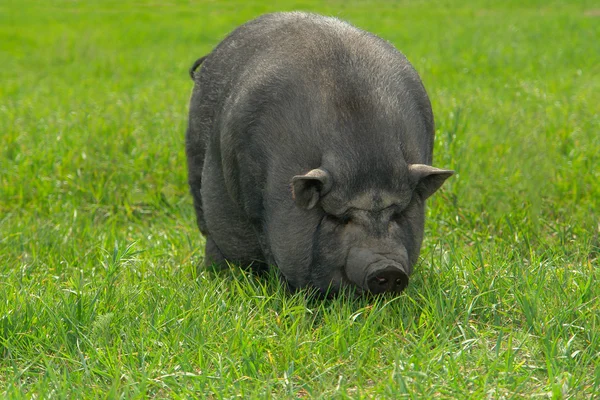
391, 211, 404, 224
329, 214, 351, 225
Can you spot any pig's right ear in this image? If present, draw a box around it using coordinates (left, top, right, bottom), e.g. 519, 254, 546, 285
291, 168, 332, 210
408, 164, 454, 200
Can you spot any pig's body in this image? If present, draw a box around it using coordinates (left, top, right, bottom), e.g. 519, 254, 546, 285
186, 12, 453, 295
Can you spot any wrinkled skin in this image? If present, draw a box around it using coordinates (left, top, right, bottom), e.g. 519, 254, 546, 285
186, 12, 453, 295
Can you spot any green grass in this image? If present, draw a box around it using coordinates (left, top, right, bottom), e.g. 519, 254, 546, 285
1, 0, 599, 397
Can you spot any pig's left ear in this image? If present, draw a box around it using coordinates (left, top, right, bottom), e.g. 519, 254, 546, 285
291, 168, 332, 210
408, 164, 454, 200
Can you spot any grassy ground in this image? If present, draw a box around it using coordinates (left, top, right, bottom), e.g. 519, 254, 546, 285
1, 0, 599, 398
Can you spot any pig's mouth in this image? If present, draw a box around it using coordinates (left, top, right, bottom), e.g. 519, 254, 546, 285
311, 262, 409, 298
308, 265, 360, 298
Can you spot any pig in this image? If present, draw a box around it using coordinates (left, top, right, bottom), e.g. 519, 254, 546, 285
186, 12, 453, 295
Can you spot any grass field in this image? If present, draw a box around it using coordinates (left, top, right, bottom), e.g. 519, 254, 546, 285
1, 0, 599, 398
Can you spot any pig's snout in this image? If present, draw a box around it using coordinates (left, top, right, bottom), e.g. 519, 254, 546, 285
346, 248, 409, 294
366, 265, 408, 294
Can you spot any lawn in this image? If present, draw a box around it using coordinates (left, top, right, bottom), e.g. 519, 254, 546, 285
1, 0, 599, 398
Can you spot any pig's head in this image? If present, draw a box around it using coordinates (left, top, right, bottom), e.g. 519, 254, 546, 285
291, 163, 453, 295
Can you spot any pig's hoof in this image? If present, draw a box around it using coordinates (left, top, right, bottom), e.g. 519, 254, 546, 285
202, 236, 227, 270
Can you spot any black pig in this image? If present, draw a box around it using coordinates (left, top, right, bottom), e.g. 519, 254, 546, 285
186, 12, 453, 295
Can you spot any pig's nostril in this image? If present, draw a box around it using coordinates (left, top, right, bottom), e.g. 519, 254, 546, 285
366, 266, 409, 294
